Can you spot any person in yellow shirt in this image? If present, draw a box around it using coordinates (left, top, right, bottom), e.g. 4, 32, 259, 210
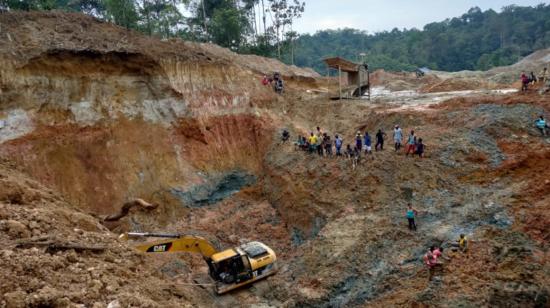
308, 132, 318, 153
451, 234, 468, 252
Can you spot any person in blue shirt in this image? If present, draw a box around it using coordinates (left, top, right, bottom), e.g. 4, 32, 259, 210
406, 203, 418, 231
334, 134, 343, 156
363, 131, 373, 160
535, 115, 548, 136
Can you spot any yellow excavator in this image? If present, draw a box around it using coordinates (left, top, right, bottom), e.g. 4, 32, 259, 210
123, 232, 277, 294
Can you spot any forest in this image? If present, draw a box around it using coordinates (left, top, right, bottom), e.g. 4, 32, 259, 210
1, 1, 549, 72
295, 4, 550, 72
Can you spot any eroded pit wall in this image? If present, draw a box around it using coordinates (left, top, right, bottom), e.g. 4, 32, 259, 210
0, 49, 276, 215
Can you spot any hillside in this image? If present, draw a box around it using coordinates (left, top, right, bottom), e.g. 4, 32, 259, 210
1, 11, 549, 307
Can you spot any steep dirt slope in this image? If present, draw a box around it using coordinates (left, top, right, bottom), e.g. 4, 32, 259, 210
0, 11, 321, 217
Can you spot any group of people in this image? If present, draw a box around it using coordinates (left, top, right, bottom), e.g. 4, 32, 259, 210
291, 125, 426, 165
392, 125, 425, 157
422, 236, 468, 280
520, 67, 547, 92
262, 72, 284, 94
406, 203, 469, 280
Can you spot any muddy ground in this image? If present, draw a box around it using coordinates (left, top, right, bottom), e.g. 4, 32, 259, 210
1, 11, 549, 308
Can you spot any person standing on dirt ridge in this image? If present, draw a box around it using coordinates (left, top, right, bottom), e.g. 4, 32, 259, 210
355, 131, 363, 152
345, 144, 354, 159
535, 115, 548, 136
317, 132, 324, 156
530, 71, 537, 84
405, 130, 416, 156
521, 71, 530, 92
406, 203, 418, 231
335, 134, 343, 156
393, 125, 403, 151
323, 133, 332, 156
364, 132, 373, 159
375, 129, 386, 151
415, 138, 425, 158
308, 132, 317, 153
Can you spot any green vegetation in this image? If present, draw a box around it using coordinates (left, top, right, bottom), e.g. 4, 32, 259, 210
0, 0, 305, 61
1, 1, 549, 73
295, 5, 550, 72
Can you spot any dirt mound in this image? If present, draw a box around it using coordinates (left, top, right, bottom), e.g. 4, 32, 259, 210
419, 77, 502, 93
0, 161, 216, 307
369, 69, 441, 91
0, 11, 317, 79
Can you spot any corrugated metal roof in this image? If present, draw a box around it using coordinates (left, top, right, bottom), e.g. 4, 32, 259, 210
323, 57, 360, 72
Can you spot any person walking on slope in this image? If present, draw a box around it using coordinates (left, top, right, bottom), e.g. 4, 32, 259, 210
405, 130, 416, 156
423, 246, 436, 281
375, 129, 386, 151
406, 203, 418, 231
415, 138, 425, 158
393, 125, 403, 152
355, 131, 363, 152
521, 72, 530, 92
335, 135, 343, 156
364, 132, 373, 159
535, 115, 548, 136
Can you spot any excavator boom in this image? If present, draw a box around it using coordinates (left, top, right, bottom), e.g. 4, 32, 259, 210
128, 232, 218, 258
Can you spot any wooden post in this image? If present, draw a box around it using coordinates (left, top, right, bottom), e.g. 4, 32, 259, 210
326, 66, 330, 99
358, 66, 361, 99
367, 69, 371, 100
338, 65, 342, 100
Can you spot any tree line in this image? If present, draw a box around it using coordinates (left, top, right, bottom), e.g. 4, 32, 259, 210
2, 2, 550, 73
0, 0, 305, 62
294, 4, 550, 73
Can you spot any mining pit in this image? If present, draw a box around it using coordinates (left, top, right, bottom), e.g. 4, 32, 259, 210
1, 12, 549, 308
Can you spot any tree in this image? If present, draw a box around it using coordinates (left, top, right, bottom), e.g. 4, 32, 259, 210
267, 0, 304, 59
210, 7, 248, 48
103, 0, 138, 29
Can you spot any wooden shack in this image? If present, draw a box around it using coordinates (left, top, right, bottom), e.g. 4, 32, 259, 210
323, 57, 370, 100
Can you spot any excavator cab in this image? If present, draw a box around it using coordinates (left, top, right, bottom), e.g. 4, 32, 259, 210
209, 241, 277, 294
124, 233, 277, 294
209, 249, 251, 284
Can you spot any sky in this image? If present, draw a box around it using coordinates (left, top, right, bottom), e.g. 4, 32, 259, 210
292, 0, 546, 34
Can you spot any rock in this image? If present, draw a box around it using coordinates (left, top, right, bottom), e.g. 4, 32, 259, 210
4, 220, 30, 238
28, 220, 39, 229
4, 290, 26, 308
66, 250, 78, 263
107, 300, 121, 308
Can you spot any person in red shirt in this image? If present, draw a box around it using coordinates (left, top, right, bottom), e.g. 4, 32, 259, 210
261, 75, 270, 86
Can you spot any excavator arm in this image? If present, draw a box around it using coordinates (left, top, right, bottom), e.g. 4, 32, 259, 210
125, 232, 218, 258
